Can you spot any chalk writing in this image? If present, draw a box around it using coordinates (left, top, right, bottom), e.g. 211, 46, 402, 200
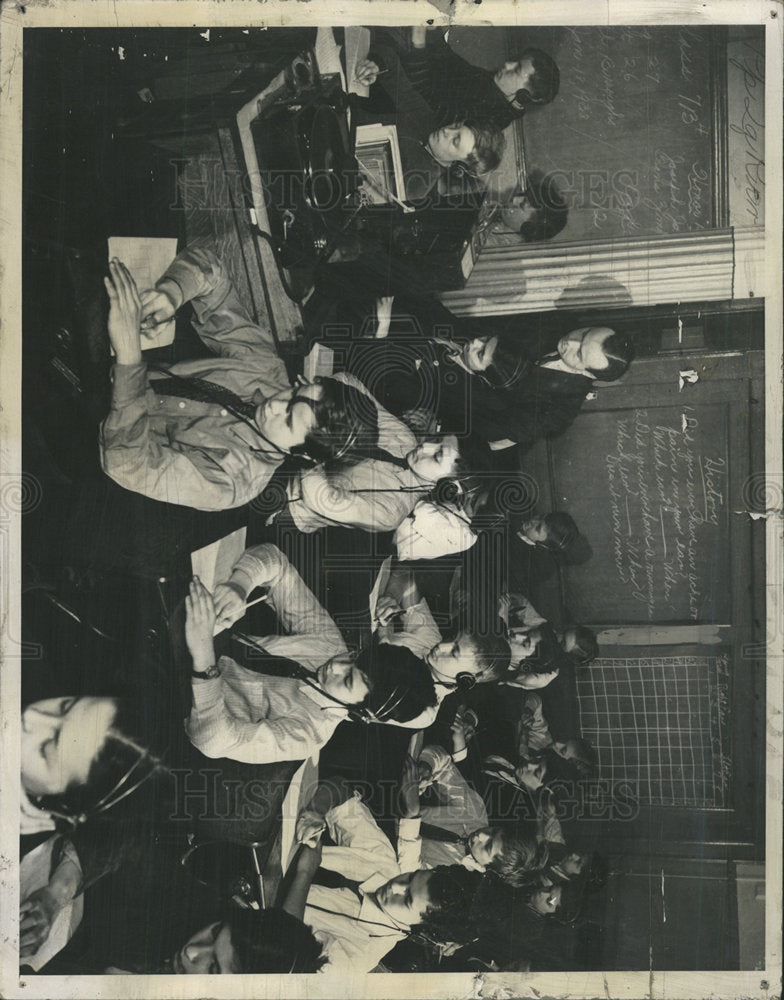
687, 161, 709, 228
603, 407, 727, 621
526, 26, 716, 239
597, 31, 624, 127
653, 150, 686, 208
679, 33, 694, 81
728, 40, 765, 226
645, 54, 663, 85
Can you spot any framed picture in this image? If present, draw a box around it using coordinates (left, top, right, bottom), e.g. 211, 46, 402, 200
354, 123, 406, 205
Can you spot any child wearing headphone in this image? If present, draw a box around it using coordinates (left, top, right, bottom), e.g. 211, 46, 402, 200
372, 564, 512, 731
183, 548, 373, 764
285, 431, 488, 536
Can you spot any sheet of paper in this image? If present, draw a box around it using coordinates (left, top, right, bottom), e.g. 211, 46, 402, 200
303, 341, 335, 382
345, 26, 371, 97
368, 555, 392, 633
313, 26, 347, 90
280, 756, 319, 875
107, 236, 178, 351
190, 528, 248, 636
20, 838, 84, 972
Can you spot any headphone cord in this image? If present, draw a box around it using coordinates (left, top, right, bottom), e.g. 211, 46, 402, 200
148, 364, 290, 458
250, 193, 367, 302
284, 483, 476, 529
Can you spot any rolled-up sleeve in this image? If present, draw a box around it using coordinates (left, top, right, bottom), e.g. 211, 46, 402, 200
225, 544, 346, 673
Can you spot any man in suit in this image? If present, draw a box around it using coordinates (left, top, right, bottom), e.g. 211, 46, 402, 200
489, 326, 636, 455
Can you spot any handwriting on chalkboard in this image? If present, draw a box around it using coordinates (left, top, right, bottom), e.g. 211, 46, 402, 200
529, 26, 716, 241
605, 407, 726, 621
728, 35, 765, 226
679, 32, 694, 82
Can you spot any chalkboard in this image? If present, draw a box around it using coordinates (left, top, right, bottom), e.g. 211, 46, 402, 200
577, 654, 731, 808
548, 402, 731, 624
519, 26, 719, 241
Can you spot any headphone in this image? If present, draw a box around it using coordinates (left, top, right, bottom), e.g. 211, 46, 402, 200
512, 88, 533, 109
433, 671, 478, 693
285, 423, 363, 470
477, 355, 529, 391
231, 631, 407, 725
430, 477, 487, 515
431, 477, 465, 508
543, 524, 577, 553
284, 375, 371, 468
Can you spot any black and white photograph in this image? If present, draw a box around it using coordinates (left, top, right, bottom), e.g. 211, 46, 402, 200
0, 1, 781, 997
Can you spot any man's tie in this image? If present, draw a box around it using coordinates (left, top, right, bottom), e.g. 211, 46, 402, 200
311, 868, 362, 892
151, 370, 259, 422
229, 636, 311, 680
419, 822, 469, 846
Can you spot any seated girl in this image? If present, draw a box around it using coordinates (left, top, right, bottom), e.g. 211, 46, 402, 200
355, 43, 505, 205
20, 695, 168, 963
284, 431, 491, 536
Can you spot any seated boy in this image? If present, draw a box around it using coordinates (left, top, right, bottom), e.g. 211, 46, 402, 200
402, 747, 548, 886
183, 546, 370, 763
373, 564, 512, 729
146, 907, 325, 975
394, 27, 560, 131
202, 543, 441, 733
502, 623, 570, 690
100, 249, 385, 511
481, 170, 569, 247
291, 787, 481, 973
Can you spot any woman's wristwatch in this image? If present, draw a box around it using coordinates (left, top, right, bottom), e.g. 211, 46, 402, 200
191, 664, 221, 680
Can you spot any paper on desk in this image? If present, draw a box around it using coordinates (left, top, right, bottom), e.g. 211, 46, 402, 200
345, 27, 371, 97
107, 236, 178, 351
20, 838, 84, 972
303, 342, 335, 383
369, 555, 392, 633
191, 527, 248, 633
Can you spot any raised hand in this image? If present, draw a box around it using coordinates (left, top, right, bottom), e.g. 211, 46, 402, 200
514, 759, 546, 792
451, 706, 478, 754
296, 808, 327, 849
185, 576, 217, 671
399, 754, 421, 819
374, 295, 395, 338
375, 594, 403, 627
104, 258, 142, 365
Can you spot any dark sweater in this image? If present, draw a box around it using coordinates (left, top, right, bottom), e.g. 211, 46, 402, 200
400, 32, 524, 131
363, 43, 445, 206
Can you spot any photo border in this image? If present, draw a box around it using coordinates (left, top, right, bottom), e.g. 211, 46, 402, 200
1, 1, 781, 998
